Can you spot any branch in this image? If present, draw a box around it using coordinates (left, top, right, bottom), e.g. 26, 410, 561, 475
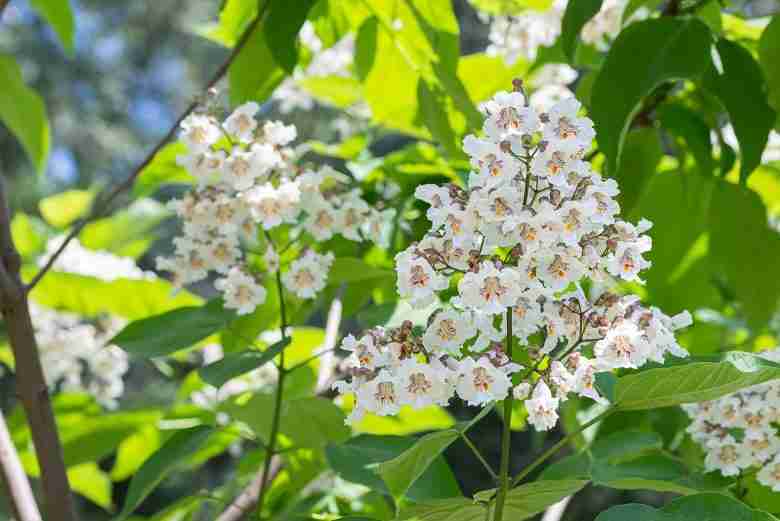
0, 177, 77, 521
26, 10, 264, 292
0, 411, 42, 521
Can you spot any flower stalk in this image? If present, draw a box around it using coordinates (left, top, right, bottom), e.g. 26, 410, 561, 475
493, 307, 515, 521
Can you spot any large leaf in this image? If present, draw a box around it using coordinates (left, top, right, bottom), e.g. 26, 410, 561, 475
0, 55, 50, 173
200, 0, 257, 47
226, 395, 349, 449
401, 497, 486, 521
329, 257, 394, 284
499, 480, 588, 519
760, 16, 780, 121
29, 0, 75, 54
326, 434, 461, 502
68, 463, 112, 510
264, 0, 317, 72
376, 430, 460, 501
590, 17, 711, 174
228, 21, 287, 106
299, 75, 364, 108
132, 142, 194, 198
38, 189, 94, 228
590, 429, 663, 464
658, 104, 714, 177
702, 38, 776, 182
24, 268, 201, 320
10, 213, 48, 260
708, 181, 780, 328
111, 299, 234, 358
117, 426, 213, 520
80, 198, 169, 258
611, 127, 663, 214
596, 493, 780, 521
613, 351, 780, 410
198, 338, 291, 387
561, 0, 604, 60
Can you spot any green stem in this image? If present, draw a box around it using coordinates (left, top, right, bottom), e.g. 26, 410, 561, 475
493, 307, 514, 521
460, 432, 498, 481
511, 408, 614, 487
254, 269, 289, 519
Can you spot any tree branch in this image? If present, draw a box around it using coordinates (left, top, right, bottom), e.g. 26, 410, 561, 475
214, 457, 282, 521
26, 11, 264, 292
0, 411, 42, 521
0, 176, 77, 521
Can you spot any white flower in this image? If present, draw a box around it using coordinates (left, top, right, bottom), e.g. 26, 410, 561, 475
525, 380, 560, 431
263, 120, 297, 146
357, 369, 401, 416
513, 381, 531, 400
224, 149, 260, 191
180, 114, 220, 152
758, 455, 780, 492
395, 249, 448, 308
342, 334, 387, 371
704, 436, 753, 477
282, 250, 334, 299
304, 198, 340, 241
202, 235, 241, 274
594, 320, 648, 369
224, 102, 259, 143
481, 90, 540, 141
415, 184, 453, 227
455, 357, 512, 406
245, 180, 300, 230
543, 98, 595, 152
396, 359, 453, 408
215, 268, 266, 315
458, 263, 522, 315
338, 194, 369, 241
422, 309, 476, 357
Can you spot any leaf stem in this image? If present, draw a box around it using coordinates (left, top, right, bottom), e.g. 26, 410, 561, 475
492, 307, 515, 521
460, 432, 498, 481
511, 407, 614, 487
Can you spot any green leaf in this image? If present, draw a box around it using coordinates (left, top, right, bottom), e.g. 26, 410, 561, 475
24, 268, 201, 320
457, 53, 529, 106
561, 0, 604, 60
658, 103, 714, 177
327, 434, 461, 502
199, 0, 257, 47
745, 473, 780, 514
328, 257, 394, 283
198, 338, 291, 387
38, 189, 94, 228
117, 426, 213, 520
220, 286, 279, 352
226, 395, 349, 449
702, 38, 776, 182
0, 55, 50, 173
621, 0, 663, 24
29, 0, 75, 54
591, 452, 731, 495
401, 497, 486, 521
614, 351, 780, 410
80, 198, 169, 258
611, 127, 663, 215
299, 75, 363, 108
229, 21, 287, 106
11, 213, 48, 260
468, 0, 554, 15
133, 142, 194, 198
376, 430, 460, 501
418, 78, 463, 158
500, 480, 589, 519
590, 17, 711, 175
111, 299, 235, 358
709, 181, 780, 328
598, 493, 780, 521
264, 0, 318, 73
591, 430, 663, 464
110, 425, 163, 482
68, 463, 113, 510
538, 452, 592, 481
760, 16, 780, 117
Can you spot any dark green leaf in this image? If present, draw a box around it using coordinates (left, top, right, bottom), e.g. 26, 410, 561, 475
264, 0, 318, 73
595, 503, 675, 521
591, 17, 711, 175
539, 452, 592, 481
401, 497, 486, 521
500, 480, 589, 520
376, 429, 460, 501
611, 127, 663, 214
614, 351, 780, 410
418, 79, 463, 159
29, 0, 75, 54
702, 38, 776, 182
709, 181, 780, 328
326, 434, 461, 502
111, 299, 235, 358
117, 426, 213, 520
760, 16, 780, 118
664, 493, 780, 521
199, 338, 291, 387
591, 430, 663, 463
0, 55, 50, 174
561, 0, 604, 60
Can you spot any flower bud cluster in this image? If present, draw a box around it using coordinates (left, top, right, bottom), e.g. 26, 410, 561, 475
683, 348, 780, 491
156, 99, 395, 315
334, 84, 692, 430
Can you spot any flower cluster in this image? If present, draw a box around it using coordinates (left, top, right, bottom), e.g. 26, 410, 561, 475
483, 0, 641, 64
30, 303, 128, 409
156, 99, 394, 315
41, 235, 153, 281
333, 83, 692, 430
683, 348, 780, 491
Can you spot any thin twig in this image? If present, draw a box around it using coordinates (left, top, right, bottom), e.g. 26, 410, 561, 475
25, 8, 264, 292
0, 411, 42, 521
460, 432, 498, 481
214, 457, 283, 521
